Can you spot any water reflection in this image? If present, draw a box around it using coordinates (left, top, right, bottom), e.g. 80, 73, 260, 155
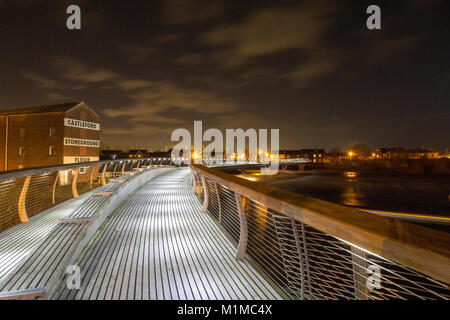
266, 171, 450, 217
341, 172, 364, 206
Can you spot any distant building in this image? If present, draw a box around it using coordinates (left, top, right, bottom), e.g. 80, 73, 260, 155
0, 101, 100, 171
278, 149, 326, 162
279, 150, 303, 160
375, 147, 439, 159
125, 149, 148, 158
327, 152, 346, 160
299, 148, 326, 163
101, 149, 123, 160
149, 150, 171, 158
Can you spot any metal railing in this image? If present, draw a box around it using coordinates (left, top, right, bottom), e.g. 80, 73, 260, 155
0, 158, 173, 233
190, 164, 450, 300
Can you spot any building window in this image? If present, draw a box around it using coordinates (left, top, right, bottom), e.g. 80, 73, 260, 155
19, 146, 26, 157
19, 128, 26, 138
79, 167, 88, 175
49, 146, 56, 156
49, 127, 56, 137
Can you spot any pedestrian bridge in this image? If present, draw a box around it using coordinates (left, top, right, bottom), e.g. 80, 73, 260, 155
0, 159, 448, 300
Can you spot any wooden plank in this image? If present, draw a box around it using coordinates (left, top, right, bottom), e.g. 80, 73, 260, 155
90, 192, 112, 197
0, 287, 44, 300
57, 218, 91, 224
109, 179, 126, 183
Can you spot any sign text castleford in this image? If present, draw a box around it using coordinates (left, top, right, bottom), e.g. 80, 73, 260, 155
64, 118, 100, 131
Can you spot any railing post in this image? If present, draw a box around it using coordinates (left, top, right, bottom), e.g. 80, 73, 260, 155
291, 219, 306, 299
235, 193, 248, 260
191, 170, 197, 193
89, 165, 95, 189
351, 247, 369, 300
113, 162, 118, 179
201, 175, 209, 213
72, 168, 79, 198
18, 176, 31, 223
101, 163, 107, 186
52, 172, 59, 204
121, 161, 126, 175
214, 182, 222, 224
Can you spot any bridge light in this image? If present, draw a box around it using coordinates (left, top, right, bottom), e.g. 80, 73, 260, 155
348, 151, 353, 157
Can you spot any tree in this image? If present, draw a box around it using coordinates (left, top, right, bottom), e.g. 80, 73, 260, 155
350, 144, 372, 157
328, 147, 342, 154
100, 140, 111, 150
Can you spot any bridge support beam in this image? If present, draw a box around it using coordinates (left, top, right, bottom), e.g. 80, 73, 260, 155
235, 193, 248, 260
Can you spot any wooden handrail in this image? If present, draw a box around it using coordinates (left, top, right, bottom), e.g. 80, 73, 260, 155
191, 164, 450, 285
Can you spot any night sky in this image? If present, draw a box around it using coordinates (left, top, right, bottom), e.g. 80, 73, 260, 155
0, 0, 448, 151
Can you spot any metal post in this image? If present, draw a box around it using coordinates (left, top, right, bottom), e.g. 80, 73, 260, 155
18, 176, 31, 223
235, 193, 248, 260
121, 161, 126, 175
72, 168, 79, 198
201, 175, 209, 213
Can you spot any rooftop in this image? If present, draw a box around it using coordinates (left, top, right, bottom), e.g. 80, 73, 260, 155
0, 102, 83, 116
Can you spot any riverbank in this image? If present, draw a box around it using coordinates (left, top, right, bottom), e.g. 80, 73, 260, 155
326, 158, 450, 175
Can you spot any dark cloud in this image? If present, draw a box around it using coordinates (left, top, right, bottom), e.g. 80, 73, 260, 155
0, 0, 448, 150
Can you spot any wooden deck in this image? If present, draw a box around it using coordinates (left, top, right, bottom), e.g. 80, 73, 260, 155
0, 172, 133, 295
53, 168, 281, 300
0, 193, 89, 284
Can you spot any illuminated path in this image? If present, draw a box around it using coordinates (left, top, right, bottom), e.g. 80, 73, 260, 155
52, 168, 281, 300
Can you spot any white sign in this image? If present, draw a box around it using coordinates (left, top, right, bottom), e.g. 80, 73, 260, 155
63, 156, 99, 164
64, 118, 100, 131
64, 137, 100, 148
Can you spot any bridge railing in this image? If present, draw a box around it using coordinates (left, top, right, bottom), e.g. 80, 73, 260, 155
0, 158, 172, 233
190, 164, 450, 300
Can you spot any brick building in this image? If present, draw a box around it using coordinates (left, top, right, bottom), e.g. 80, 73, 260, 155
375, 147, 439, 159
0, 101, 100, 171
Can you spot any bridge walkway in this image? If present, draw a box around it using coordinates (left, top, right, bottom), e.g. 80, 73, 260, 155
52, 168, 281, 300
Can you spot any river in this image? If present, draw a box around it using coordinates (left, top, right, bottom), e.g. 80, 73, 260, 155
266, 171, 450, 217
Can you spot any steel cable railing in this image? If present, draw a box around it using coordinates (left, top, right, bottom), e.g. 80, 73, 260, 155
190, 164, 450, 300
0, 158, 173, 233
